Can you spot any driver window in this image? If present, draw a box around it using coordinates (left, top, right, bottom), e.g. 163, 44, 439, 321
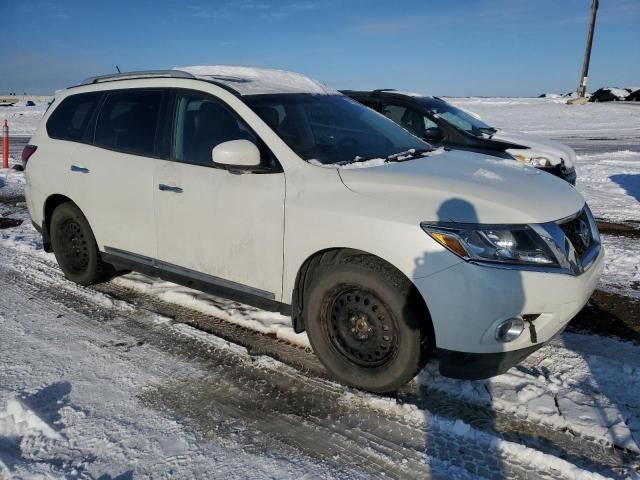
383, 103, 442, 140
173, 93, 259, 166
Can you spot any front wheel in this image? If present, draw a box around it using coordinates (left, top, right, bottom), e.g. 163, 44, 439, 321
50, 202, 112, 285
305, 253, 432, 393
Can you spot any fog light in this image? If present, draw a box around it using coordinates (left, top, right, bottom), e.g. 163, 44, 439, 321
495, 317, 525, 342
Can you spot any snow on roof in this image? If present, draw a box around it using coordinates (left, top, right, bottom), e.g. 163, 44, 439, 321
599, 87, 630, 98
173, 65, 337, 96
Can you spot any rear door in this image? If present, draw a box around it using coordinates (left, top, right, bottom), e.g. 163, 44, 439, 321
153, 90, 286, 300
37, 91, 104, 223
71, 89, 167, 258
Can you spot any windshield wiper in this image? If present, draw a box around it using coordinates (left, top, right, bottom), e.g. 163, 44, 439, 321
339, 148, 433, 166
386, 148, 433, 162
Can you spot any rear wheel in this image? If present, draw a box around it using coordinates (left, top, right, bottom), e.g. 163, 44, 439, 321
50, 202, 112, 285
305, 253, 432, 393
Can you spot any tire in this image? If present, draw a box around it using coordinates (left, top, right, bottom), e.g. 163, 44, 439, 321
305, 253, 432, 393
50, 202, 112, 285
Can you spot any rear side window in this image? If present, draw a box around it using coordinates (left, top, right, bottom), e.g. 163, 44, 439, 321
46, 92, 102, 142
95, 90, 164, 157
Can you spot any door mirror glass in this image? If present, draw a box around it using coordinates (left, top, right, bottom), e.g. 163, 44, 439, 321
212, 139, 261, 167
423, 128, 443, 143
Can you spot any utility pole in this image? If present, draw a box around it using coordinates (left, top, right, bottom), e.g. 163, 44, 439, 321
571, 0, 599, 104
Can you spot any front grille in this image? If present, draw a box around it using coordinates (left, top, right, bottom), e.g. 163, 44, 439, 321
559, 209, 594, 259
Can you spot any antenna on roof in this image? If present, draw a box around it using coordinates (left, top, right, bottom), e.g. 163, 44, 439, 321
115, 65, 121, 73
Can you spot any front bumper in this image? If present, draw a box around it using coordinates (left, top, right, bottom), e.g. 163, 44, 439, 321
414, 245, 604, 358
437, 343, 546, 380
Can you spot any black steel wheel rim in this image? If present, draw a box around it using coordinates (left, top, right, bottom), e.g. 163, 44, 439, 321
59, 219, 90, 273
326, 287, 398, 367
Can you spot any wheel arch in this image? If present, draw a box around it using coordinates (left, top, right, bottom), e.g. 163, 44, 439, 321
290, 247, 435, 346
42, 194, 77, 252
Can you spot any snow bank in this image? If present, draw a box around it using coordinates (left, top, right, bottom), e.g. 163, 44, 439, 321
112, 272, 311, 348
0, 396, 62, 440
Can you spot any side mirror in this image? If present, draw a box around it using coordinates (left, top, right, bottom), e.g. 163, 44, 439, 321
212, 139, 261, 168
423, 128, 443, 143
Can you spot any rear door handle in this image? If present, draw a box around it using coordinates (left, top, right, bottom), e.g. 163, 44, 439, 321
70, 165, 90, 173
158, 184, 183, 193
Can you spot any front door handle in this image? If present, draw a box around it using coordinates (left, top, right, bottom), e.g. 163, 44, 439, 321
158, 184, 183, 193
70, 165, 90, 173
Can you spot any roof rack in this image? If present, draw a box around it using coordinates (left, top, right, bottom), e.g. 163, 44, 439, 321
77, 70, 196, 87
72, 69, 242, 97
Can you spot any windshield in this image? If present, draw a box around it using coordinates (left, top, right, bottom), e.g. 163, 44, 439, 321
420, 99, 495, 136
245, 94, 431, 165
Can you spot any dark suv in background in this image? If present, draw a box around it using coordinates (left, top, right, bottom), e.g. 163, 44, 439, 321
343, 89, 577, 184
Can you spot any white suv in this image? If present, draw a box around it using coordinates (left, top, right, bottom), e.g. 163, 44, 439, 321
24, 66, 604, 392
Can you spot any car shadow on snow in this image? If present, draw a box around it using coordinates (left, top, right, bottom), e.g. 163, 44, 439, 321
610, 173, 640, 202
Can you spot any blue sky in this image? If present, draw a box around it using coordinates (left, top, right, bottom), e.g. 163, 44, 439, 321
1, 0, 638, 96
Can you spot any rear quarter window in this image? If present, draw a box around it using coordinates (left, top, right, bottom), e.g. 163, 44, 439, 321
46, 92, 103, 142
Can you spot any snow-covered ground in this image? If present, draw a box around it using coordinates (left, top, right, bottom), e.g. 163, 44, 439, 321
1, 98, 640, 478
448, 97, 640, 141
0, 102, 49, 137
449, 98, 640, 224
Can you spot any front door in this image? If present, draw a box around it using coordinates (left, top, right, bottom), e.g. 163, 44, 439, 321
154, 90, 286, 300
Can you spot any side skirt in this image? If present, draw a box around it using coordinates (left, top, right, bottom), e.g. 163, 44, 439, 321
102, 247, 291, 315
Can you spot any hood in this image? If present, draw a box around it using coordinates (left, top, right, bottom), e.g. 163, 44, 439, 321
491, 129, 577, 168
338, 149, 585, 224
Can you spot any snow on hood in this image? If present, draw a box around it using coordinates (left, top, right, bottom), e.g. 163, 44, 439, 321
338, 149, 585, 224
492, 129, 577, 168
173, 65, 337, 96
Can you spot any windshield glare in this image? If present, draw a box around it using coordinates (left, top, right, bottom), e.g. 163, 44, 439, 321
421, 99, 494, 136
245, 94, 430, 165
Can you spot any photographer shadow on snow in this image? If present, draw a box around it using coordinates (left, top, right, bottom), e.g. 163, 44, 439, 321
408, 197, 525, 479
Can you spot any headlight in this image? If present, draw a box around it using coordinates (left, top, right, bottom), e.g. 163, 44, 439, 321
515, 155, 552, 168
421, 223, 559, 266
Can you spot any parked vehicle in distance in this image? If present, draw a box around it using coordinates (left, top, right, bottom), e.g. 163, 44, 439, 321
25, 100, 36, 107
589, 87, 630, 102
24, 67, 603, 392
563, 91, 591, 99
342, 90, 578, 184
626, 89, 640, 102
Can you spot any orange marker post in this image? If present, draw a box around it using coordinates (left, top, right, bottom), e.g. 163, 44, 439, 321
2, 120, 8, 169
